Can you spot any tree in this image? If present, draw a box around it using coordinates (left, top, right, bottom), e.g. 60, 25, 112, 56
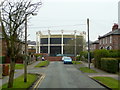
64, 37, 85, 55
0, 0, 42, 88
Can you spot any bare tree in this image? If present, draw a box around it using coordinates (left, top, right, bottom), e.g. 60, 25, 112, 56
64, 37, 85, 55
0, 0, 42, 88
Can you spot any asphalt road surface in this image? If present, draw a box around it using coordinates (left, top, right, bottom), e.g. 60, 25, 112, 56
37, 61, 106, 89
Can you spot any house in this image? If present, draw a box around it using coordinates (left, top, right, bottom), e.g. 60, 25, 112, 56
98, 24, 120, 50
90, 40, 99, 51
0, 26, 7, 56
0, 26, 26, 63
27, 40, 36, 55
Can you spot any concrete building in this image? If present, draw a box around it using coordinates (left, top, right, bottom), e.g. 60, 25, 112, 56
36, 30, 86, 56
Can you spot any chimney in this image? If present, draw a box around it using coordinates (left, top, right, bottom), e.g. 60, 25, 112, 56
112, 23, 118, 31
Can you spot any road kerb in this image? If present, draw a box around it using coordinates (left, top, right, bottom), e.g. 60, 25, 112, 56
32, 73, 45, 90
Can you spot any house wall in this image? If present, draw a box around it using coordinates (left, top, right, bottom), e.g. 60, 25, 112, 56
112, 35, 120, 50
99, 34, 120, 50
90, 43, 99, 51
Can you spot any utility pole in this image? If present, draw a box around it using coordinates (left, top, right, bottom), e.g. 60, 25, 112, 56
87, 18, 90, 69
24, 15, 27, 82
74, 30, 77, 61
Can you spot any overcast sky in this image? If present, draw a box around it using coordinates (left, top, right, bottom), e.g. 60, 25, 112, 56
28, 0, 120, 41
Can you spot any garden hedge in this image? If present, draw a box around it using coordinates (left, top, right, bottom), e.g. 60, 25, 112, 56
0, 56, 6, 64
93, 49, 109, 68
101, 58, 119, 73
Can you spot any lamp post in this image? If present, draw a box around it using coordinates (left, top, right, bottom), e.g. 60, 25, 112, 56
24, 14, 27, 82
24, 13, 37, 82
87, 18, 90, 69
74, 30, 77, 61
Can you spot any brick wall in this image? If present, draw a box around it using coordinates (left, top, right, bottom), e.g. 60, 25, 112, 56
46, 56, 75, 61
112, 35, 120, 50
99, 34, 120, 50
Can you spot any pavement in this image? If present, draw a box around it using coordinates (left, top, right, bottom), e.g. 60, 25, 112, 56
74, 61, 119, 80
0, 60, 41, 87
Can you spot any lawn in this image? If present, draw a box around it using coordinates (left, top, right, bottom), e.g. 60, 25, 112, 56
35, 61, 49, 67
92, 77, 119, 89
79, 67, 97, 73
7, 64, 24, 69
72, 61, 82, 64
2, 73, 38, 89
15, 64, 24, 69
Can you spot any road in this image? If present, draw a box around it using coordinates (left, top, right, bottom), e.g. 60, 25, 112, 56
37, 61, 106, 89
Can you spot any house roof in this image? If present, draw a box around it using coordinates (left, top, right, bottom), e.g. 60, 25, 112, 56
92, 40, 99, 44
98, 29, 120, 39
27, 40, 36, 45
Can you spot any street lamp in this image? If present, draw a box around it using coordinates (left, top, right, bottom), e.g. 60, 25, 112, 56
87, 18, 90, 69
24, 13, 37, 82
74, 30, 77, 61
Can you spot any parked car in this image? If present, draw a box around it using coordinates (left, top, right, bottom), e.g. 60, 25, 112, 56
63, 57, 72, 64
62, 56, 67, 61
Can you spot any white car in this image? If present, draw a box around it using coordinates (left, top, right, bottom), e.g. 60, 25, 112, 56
63, 57, 72, 64
62, 56, 67, 61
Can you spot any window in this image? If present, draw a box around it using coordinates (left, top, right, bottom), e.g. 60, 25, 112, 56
50, 38, 61, 44
106, 37, 107, 44
110, 36, 112, 43
41, 38, 48, 44
100, 39, 101, 45
103, 38, 104, 44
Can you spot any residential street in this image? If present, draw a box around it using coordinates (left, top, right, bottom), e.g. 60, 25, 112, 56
36, 61, 105, 89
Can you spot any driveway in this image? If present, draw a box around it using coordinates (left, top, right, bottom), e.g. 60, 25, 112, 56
36, 61, 106, 89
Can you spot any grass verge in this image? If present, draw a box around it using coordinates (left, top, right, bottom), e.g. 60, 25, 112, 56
2, 73, 38, 89
79, 67, 97, 73
35, 61, 49, 67
92, 76, 119, 89
15, 64, 24, 69
72, 61, 82, 64
7, 64, 24, 69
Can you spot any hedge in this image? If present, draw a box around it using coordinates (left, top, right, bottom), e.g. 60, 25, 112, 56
93, 49, 120, 69
101, 58, 119, 73
108, 50, 120, 58
94, 49, 109, 68
0, 56, 6, 64
79, 51, 93, 62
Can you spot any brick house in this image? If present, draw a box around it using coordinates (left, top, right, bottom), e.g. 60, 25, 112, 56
98, 24, 120, 50
27, 40, 36, 55
0, 26, 26, 63
90, 40, 99, 51
0, 26, 7, 56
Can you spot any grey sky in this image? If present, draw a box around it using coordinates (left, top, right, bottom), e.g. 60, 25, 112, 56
28, 0, 119, 41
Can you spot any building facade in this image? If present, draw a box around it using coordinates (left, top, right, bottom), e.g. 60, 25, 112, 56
90, 40, 99, 51
36, 30, 86, 56
98, 24, 120, 50
27, 40, 36, 54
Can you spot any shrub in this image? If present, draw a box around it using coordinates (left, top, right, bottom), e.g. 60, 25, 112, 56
93, 49, 109, 68
108, 50, 120, 58
34, 54, 42, 61
76, 55, 80, 61
0, 56, 6, 64
101, 58, 119, 73
79, 51, 88, 62
79, 51, 94, 62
